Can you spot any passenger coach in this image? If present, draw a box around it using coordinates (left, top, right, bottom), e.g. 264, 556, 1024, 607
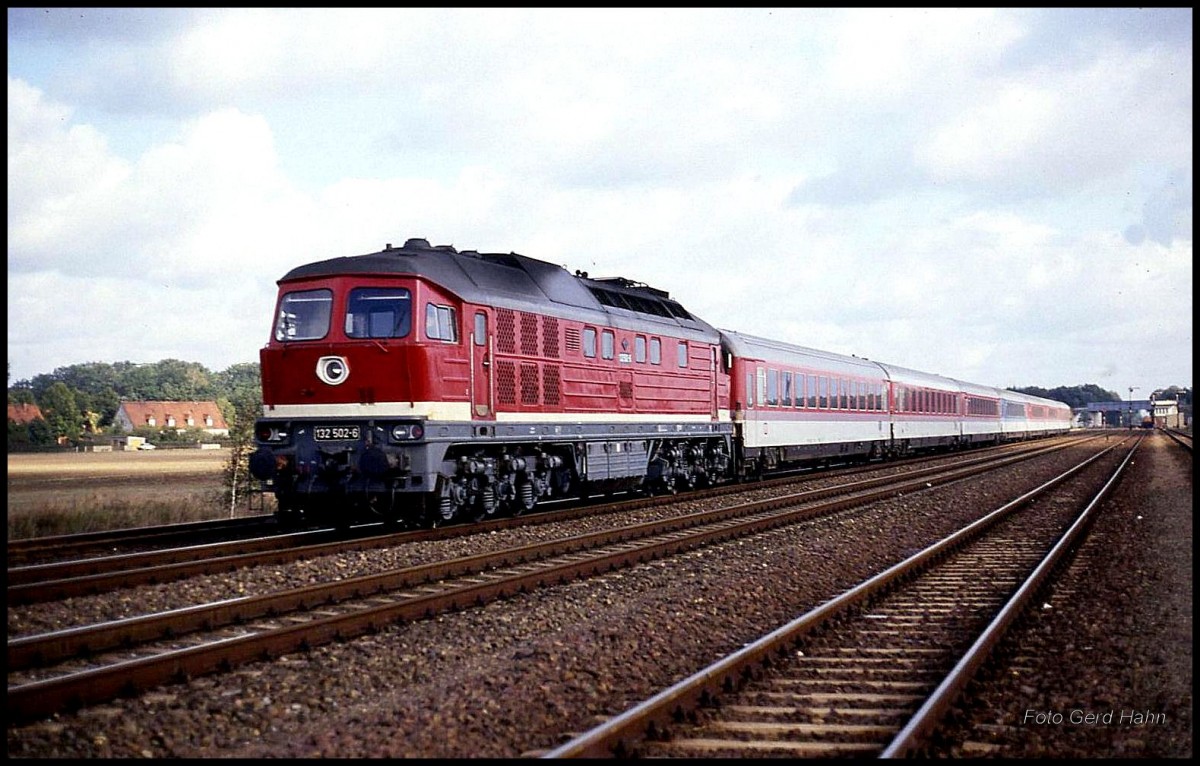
722, 330, 892, 473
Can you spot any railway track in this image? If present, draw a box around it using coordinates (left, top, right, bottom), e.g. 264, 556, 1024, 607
7, 436, 1099, 723
9, 437, 1089, 569
4, 514, 278, 567
6, 437, 1087, 605
1161, 427, 1192, 452
541, 435, 1142, 758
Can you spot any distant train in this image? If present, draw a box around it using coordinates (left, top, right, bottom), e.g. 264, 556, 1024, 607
249, 238, 1073, 527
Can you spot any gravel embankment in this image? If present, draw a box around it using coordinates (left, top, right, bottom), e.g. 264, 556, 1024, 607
929, 431, 1192, 758
8, 435, 1189, 759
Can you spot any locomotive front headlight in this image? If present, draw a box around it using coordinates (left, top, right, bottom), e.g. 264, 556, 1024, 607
256, 424, 289, 443
389, 423, 425, 441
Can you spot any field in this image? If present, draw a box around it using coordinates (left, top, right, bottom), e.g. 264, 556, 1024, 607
7, 448, 272, 539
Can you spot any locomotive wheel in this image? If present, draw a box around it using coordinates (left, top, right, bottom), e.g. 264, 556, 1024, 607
331, 507, 353, 531
511, 482, 536, 517
431, 494, 459, 528
276, 507, 303, 530
468, 487, 497, 523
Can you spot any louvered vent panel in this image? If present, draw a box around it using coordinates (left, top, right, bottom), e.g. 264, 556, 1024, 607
542, 316, 560, 358
497, 361, 516, 405
520, 363, 540, 406
564, 327, 581, 353
619, 380, 634, 399
520, 312, 539, 356
543, 365, 561, 406
497, 309, 517, 354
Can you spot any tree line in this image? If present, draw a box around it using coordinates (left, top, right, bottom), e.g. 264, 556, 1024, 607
1009, 383, 1192, 410
8, 360, 1191, 448
8, 360, 261, 447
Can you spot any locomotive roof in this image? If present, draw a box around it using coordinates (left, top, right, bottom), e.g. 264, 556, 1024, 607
279, 238, 718, 340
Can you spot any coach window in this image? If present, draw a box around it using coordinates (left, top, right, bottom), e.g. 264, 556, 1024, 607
425, 303, 458, 342
473, 312, 486, 346
601, 330, 615, 360
635, 335, 647, 363
649, 337, 661, 365
275, 288, 333, 341
818, 376, 827, 409
746, 372, 755, 408
782, 372, 793, 407
583, 327, 597, 358
766, 369, 778, 406
677, 341, 688, 368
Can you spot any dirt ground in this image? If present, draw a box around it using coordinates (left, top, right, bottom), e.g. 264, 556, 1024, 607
7, 448, 229, 481
6, 448, 236, 523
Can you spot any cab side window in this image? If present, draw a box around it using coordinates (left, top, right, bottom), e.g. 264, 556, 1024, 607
425, 303, 458, 342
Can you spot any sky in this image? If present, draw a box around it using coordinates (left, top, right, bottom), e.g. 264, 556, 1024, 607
7, 8, 1193, 401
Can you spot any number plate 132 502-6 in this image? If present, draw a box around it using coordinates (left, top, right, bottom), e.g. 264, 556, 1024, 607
313, 425, 361, 441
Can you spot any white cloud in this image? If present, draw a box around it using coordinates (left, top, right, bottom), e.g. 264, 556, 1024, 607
5, 9, 1192, 398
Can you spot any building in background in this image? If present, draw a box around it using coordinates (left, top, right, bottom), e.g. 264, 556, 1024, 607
113, 401, 230, 437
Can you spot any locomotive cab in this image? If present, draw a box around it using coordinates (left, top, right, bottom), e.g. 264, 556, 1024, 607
251, 244, 475, 528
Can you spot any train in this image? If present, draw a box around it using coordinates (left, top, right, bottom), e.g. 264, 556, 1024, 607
249, 237, 1073, 528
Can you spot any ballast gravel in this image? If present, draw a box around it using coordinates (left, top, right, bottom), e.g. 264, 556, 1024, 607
7, 433, 1190, 758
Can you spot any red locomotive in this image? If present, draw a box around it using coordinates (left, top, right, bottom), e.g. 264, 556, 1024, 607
249, 237, 1072, 527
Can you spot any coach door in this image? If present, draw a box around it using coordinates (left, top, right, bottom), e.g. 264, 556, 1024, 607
470, 310, 495, 419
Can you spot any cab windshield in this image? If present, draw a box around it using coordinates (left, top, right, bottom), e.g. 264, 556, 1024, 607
344, 287, 412, 338
275, 289, 333, 341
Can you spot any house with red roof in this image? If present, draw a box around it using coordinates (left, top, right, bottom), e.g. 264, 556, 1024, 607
7, 402, 45, 425
113, 401, 230, 436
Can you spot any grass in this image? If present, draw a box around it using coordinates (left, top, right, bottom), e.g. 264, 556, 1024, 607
7, 449, 275, 540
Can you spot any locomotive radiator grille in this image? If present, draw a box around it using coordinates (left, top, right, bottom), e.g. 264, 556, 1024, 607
520, 363, 540, 405
497, 361, 517, 405
497, 308, 517, 354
